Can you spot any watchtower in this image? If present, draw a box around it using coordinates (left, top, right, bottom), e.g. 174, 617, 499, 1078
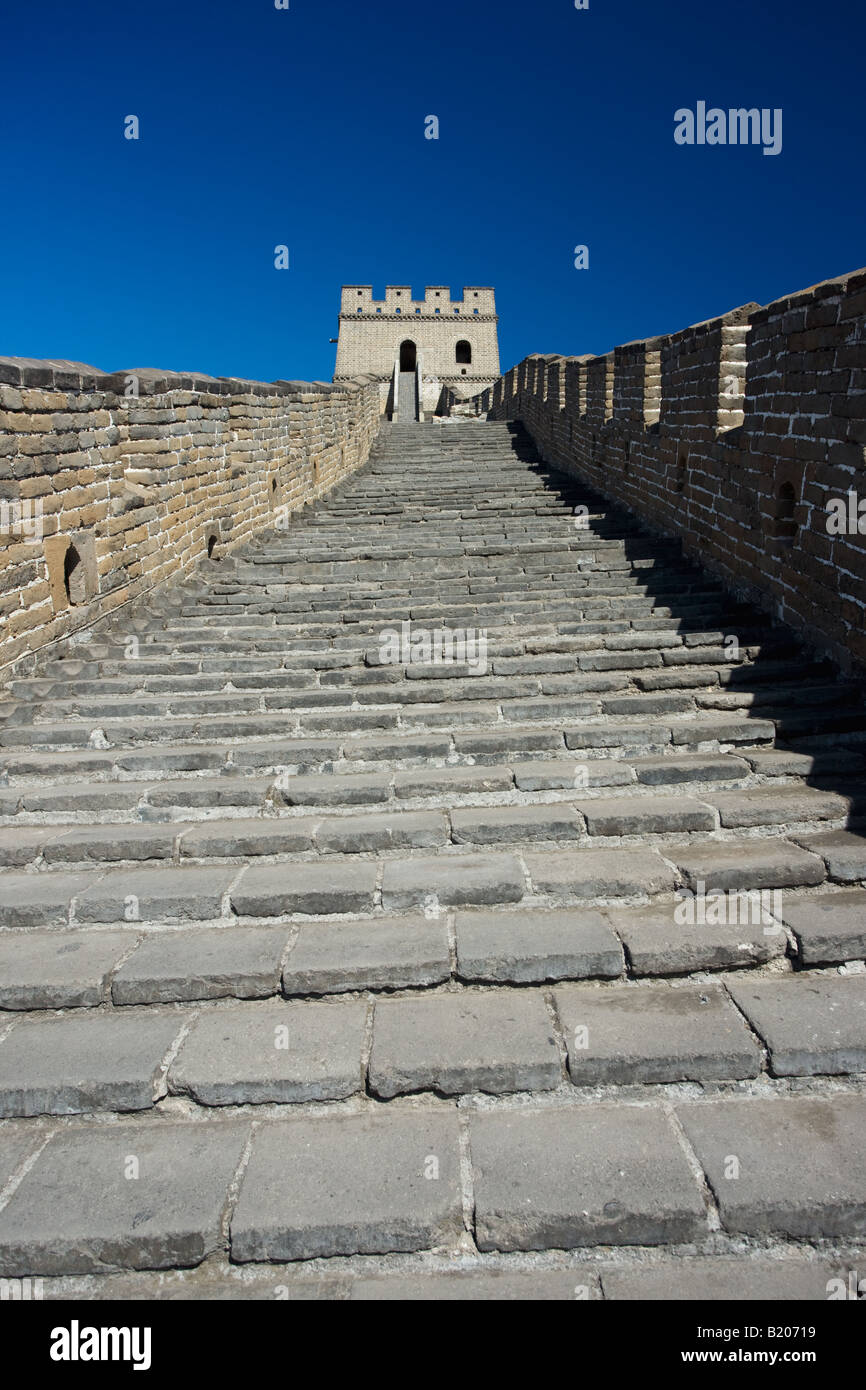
333, 285, 500, 418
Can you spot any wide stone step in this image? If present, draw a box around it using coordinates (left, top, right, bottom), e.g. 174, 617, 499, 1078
1, 971, 863, 1121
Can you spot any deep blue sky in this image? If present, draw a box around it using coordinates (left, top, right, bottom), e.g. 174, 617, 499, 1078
1, 0, 863, 382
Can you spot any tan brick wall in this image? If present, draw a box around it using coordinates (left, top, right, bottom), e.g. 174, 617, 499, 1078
0, 363, 381, 674
465, 268, 866, 673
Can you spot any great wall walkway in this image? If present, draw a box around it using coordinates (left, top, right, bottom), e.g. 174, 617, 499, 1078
0, 418, 865, 1299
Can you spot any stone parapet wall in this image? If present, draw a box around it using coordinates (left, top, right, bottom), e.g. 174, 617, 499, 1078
0, 360, 381, 673
460, 268, 866, 672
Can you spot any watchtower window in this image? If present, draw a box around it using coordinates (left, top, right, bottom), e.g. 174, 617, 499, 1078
456, 341, 472, 365
64, 544, 86, 606
772, 482, 799, 543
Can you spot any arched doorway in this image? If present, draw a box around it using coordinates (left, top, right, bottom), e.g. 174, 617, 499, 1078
399, 340, 417, 371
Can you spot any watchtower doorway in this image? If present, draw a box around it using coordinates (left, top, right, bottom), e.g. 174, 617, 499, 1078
399, 340, 417, 372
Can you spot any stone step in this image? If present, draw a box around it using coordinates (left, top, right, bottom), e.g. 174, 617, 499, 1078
1, 414, 864, 1290
1, 968, 863, 1121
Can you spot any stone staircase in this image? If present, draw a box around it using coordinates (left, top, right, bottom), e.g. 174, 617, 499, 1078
397, 371, 417, 422
0, 418, 864, 1300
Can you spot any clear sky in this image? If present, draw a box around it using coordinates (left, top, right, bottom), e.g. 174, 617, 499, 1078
1, 0, 863, 382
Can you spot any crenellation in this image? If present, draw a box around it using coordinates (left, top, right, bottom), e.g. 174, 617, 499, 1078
0, 363, 381, 674
462, 265, 866, 673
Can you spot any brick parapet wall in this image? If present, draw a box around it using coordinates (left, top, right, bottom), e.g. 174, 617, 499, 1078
0, 362, 381, 673
455, 267, 866, 672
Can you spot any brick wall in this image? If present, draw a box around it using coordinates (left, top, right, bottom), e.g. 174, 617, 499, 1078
458, 268, 866, 673
0, 360, 381, 674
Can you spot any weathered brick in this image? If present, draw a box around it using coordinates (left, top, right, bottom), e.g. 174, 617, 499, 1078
170, 998, 367, 1104
283, 916, 450, 994
0, 1119, 249, 1275
0, 1010, 186, 1116
472, 1104, 706, 1251
557, 981, 762, 1084
231, 1108, 463, 1262
726, 973, 866, 1076
455, 907, 622, 983
677, 1094, 866, 1239
369, 989, 561, 1097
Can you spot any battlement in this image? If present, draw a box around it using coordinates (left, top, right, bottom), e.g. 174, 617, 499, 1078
454, 265, 866, 673
339, 286, 497, 317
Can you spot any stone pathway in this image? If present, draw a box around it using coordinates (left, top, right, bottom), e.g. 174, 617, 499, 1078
397, 372, 417, 422
0, 419, 864, 1299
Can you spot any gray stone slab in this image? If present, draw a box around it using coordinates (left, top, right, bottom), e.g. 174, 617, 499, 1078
393, 766, 514, 797
76, 866, 235, 923
0, 1010, 186, 1116
607, 902, 786, 976
381, 854, 524, 910
369, 990, 560, 1098
42, 823, 179, 864
669, 841, 826, 892
283, 916, 450, 994
794, 830, 866, 883
677, 1094, 866, 1239
602, 1256, 849, 1301
0, 929, 131, 1009
0, 873, 92, 929
472, 1104, 706, 1251
316, 811, 447, 853
576, 796, 715, 836
0, 1119, 249, 1275
230, 1107, 463, 1262
179, 819, 315, 857
456, 907, 622, 984
525, 849, 676, 900
746, 749, 865, 778
556, 981, 762, 1084
513, 760, 634, 791
450, 804, 583, 844
112, 926, 290, 1005
170, 998, 366, 1105
726, 973, 866, 1076
708, 788, 852, 829
565, 722, 663, 750
631, 754, 748, 785
146, 776, 271, 808
670, 717, 776, 744
276, 772, 391, 806
20, 785, 144, 813
350, 1269, 600, 1300
781, 889, 866, 965
232, 861, 378, 916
